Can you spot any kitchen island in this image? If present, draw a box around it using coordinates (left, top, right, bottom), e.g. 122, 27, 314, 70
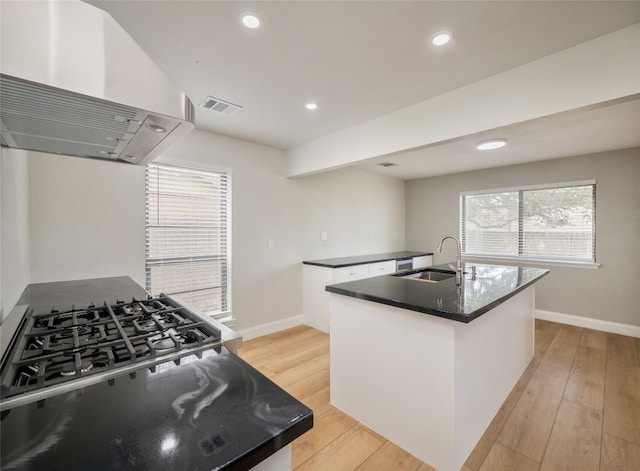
326, 263, 548, 471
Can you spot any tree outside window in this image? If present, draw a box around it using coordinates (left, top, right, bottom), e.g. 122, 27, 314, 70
461, 183, 595, 262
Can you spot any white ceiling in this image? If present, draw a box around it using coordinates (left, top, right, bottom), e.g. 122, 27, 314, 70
358, 96, 640, 179
87, 1, 640, 179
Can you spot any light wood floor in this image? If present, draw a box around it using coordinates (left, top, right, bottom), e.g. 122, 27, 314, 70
237, 320, 640, 470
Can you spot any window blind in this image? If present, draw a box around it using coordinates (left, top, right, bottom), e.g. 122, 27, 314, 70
461, 182, 595, 263
145, 163, 231, 320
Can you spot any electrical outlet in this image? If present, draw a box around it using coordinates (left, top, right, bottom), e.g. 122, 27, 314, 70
267, 238, 275, 249
321, 232, 328, 241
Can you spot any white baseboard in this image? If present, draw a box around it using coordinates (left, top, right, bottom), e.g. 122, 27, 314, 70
237, 314, 304, 341
535, 309, 640, 338
237, 311, 640, 341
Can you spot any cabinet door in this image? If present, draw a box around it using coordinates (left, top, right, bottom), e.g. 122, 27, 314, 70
412, 255, 433, 269
332, 265, 370, 283
368, 261, 396, 277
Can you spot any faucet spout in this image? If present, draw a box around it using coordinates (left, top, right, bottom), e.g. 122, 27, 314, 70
437, 234, 462, 285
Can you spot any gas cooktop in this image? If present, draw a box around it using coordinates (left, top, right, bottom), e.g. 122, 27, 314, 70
0, 295, 222, 410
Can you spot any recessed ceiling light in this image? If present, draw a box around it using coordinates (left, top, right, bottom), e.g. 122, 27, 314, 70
431, 31, 452, 46
305, 103, 318, 110
242, 14, 260, 29
476, 138, 508, 150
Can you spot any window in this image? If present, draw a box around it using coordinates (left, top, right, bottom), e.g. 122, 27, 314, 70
145, 163, 231, 320
461, 181, 595, 263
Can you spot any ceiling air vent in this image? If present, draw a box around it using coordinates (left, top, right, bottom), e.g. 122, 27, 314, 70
199, 96, 242, 116
378, 162, 397, 167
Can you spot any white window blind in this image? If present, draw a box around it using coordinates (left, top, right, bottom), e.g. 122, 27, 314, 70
461, 182, 595, 263
145, 163, 231, 319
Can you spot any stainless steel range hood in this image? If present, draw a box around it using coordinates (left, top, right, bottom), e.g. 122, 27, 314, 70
0, 1, 194, 165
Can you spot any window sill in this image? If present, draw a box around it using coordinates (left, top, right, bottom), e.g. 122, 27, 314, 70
462, 255, 600, 270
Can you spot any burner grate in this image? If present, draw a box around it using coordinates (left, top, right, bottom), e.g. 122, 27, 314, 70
0, 295, 222, 408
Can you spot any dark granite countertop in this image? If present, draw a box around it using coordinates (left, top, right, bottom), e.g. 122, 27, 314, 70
0, 348, 312, 471
1, 277, 312, 471
325, 262, 549, 323
303, 251, 433, 268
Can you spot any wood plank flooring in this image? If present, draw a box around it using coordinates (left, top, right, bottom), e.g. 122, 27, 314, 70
237, 320, 640, 470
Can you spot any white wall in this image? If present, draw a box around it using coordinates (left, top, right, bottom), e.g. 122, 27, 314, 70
0, 148, 31, 321
160, 130, 406, 331
0, 129, 406, 331
28, 152, 146, 286
158, 129, 301, 331
296, 166, 405, 261
9, 133, 301, 333
406, 147, 640, 327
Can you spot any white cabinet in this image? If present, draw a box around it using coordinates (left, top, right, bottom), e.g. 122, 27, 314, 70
303, 259, 398, 333
332, 264, 370, 283
303, 265, 334, 333
250, 445, 291, 470
331, 260, 395, 285
303, 255, 431, 333
412, 255, 432, 269
368, 260, 397, 277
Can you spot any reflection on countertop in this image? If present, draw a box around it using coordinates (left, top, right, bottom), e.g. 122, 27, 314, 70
1, 348, 312, 470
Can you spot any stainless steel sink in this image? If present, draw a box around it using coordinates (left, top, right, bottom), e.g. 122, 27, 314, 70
399, 269, 456, 283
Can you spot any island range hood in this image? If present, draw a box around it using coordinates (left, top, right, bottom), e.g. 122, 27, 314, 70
0, 1, 194, 165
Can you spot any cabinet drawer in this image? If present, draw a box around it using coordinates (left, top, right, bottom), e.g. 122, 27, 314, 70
332, 265, 370, 283
368, 261, 396, 277
412, 255, 433, 269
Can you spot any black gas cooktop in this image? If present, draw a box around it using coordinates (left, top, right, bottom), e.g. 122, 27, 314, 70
0, 295, 222, 410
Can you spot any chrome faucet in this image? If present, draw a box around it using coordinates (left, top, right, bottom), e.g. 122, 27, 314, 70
437, 234, 462, 285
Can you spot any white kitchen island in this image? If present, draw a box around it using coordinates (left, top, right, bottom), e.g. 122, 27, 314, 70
327, 263, 548, 471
